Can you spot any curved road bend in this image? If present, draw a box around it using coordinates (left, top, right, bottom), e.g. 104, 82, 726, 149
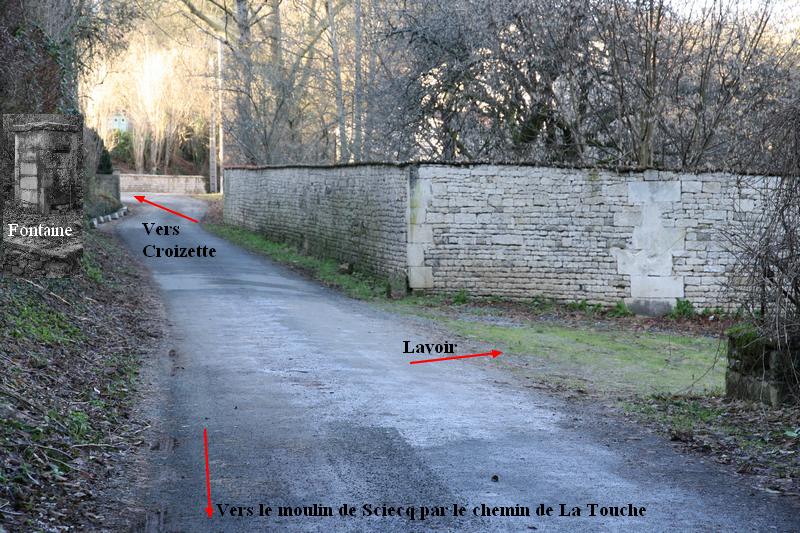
115, 194, 798, 532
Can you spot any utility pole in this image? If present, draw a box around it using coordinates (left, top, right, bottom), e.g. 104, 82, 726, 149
217, 39, 224, 194
209, 55, 218, 193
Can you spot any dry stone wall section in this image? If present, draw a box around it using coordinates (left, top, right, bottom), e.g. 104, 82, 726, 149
411, 166, 761, 313
224, 165, 410, 281
119, 174, 207, 194
225, 164, 763, 313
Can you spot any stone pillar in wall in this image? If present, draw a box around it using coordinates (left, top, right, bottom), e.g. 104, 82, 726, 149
407, 166, 434, 290
611, 177, 686, 315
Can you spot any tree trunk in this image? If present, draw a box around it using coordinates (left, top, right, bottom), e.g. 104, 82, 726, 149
210, 55, 218, 193
326, 0, 349, 162
235, 0, 257, 164
352, 0, 364, 161
636, 0, 662, 168
217, 39, 224, 193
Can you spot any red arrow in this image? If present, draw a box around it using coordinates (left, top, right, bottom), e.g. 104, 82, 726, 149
203, 427, 213, 518
133, 195, 199, 223
409, 349, 502, 365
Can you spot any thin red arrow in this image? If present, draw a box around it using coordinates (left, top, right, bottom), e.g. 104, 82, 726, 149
409, 349, 502, 365
203, 427, 212, 518
133, 195, 199, 223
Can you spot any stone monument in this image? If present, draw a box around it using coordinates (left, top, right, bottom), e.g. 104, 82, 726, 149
10, 121, 80, 215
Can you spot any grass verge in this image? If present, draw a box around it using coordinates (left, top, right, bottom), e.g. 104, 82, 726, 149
443, 319, 723, 395
205, 223, 389, 299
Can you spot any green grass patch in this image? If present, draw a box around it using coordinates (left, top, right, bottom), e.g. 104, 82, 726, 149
384, 293, 449, 317
530, 296, 556, 313
80, 251, 104, 283
624, 397, 726, 433
204, 223, 389, 300
443, 319, 724, 395
566, 299, 604, 315
2, 295, 82, 345
608, 300, 634, 318
66, 410, 92, 442
452, 289, 470, 305
668, 298, 696, 319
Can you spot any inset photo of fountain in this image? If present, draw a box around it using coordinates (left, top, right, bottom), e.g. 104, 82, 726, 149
1, 114, 84, 277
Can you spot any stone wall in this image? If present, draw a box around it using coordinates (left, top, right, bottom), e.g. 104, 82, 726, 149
1, 241, 82, 277
410, 165, 762, 313
225, 164, 764, 313
120, 174, 207, 195
726, 329, 799, 406
224, 165, 410, 280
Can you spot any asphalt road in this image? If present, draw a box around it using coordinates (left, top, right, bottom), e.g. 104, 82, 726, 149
115, 194, 798, 532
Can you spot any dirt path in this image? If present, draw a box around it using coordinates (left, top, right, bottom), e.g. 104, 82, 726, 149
117, 194, 799, 532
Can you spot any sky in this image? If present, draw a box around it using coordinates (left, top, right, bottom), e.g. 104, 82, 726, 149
667, 0, 800, 36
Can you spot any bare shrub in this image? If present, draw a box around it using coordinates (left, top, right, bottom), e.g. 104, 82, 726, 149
726, 100, 800, 401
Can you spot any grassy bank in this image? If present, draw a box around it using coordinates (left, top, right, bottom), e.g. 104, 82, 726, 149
0, 230, 161, 531
623, 396, 799, 494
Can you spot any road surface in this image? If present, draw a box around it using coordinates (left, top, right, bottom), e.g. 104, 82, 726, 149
115, 194, 798, 532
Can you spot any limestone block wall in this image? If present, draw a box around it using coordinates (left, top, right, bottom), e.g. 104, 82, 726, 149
119, 174, 207, 194
1, 241, 82, 278
224, 165, 410, 280
411, 166, 763, 312
224, 163, 763, 312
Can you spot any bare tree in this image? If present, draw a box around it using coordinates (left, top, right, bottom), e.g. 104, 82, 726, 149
146, 0, 798, 170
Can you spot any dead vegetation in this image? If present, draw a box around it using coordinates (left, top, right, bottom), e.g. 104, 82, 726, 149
0, 229, 162, 532
626, 396, 800, 497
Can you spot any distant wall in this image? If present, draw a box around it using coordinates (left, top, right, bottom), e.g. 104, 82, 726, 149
120, 174, 207, 194
224, 165, 409, 280
225, 163, 765, 313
